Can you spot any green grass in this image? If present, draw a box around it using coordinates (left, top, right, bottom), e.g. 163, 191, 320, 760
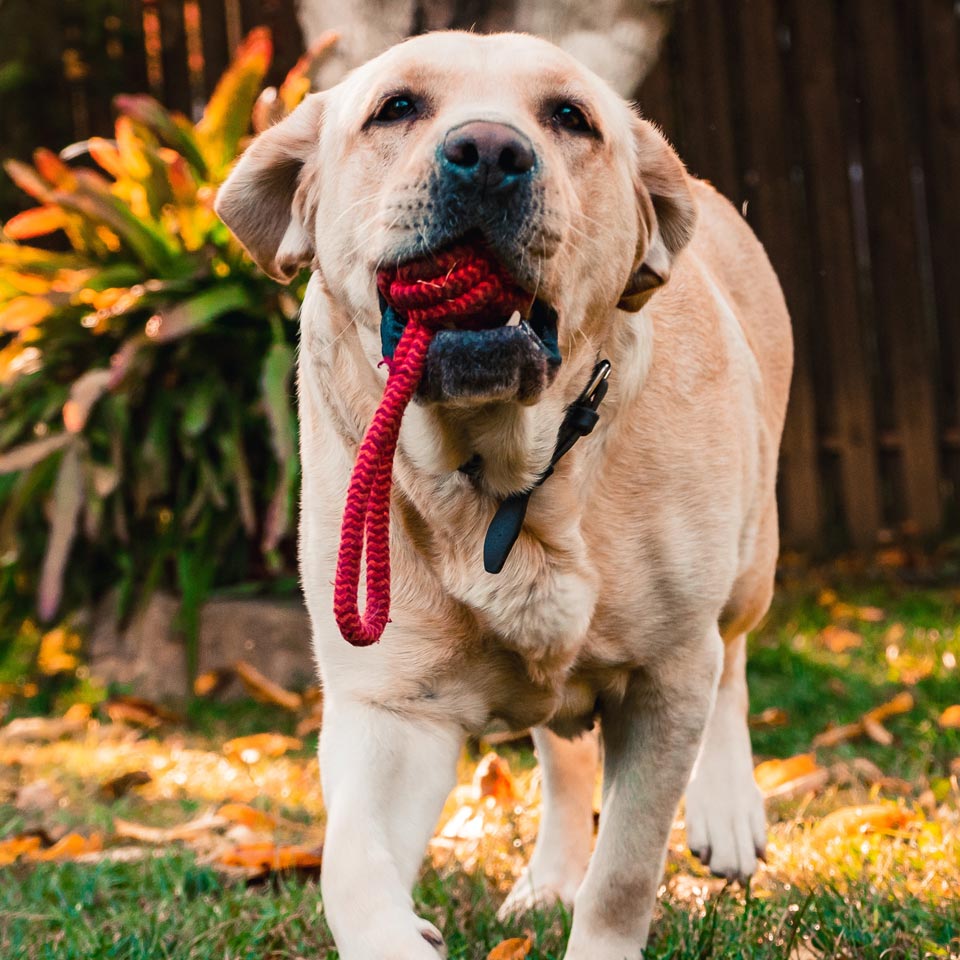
1, 578, 959, 958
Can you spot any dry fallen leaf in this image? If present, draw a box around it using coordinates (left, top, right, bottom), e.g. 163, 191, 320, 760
749, 707, 788, 728
812, 692, 914, 748
0, 835, 41, 866
938, 705, 960, 729
812, 722, 865, 749
104, 696, 182, 729
295, 708, 323, 738
0, 712, 88, 743
114, 810, 227, 844
219, 842, 322, 873
223, 733, 302, 764
486, 934, 533, 960
233, 660, 302, 711
474, 752, 517, 804
193, 669, 233, 698
217, 803, 277, 833
813, 804, 917, 839
818, 625, 862, 654
99, 770, 151, 800
30, 832, 102, 861
754, 753, 827, 799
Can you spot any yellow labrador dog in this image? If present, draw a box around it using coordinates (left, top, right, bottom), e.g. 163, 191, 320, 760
216, 31, 791, 960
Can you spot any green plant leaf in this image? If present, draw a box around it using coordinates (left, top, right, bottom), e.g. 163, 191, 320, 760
0, 433, 74, 475
260, 339, 297, 554
113, 95, 209, 178
147, 283, 251, 342
37, 442, 84, 622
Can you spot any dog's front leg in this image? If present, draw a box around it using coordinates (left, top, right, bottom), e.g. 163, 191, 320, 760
320, 697, 462, 959
563, 626, 723, 960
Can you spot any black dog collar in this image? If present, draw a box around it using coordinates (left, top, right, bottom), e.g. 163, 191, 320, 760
482, 359, 612, 574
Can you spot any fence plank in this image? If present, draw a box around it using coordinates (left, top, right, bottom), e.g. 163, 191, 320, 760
157, 1, 192, 114
849, 0, 943, 535
910, 0, 960, 439
238, 0, 304, 85
670, 2, 740, 200
198, 0, 231, 94
786, 0, 882, 546
733, 0, 822, 543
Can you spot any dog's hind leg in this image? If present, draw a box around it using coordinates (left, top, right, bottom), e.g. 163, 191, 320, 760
319, 697, 462, 959
498, 727, 598, 919
684, 632, 767, 881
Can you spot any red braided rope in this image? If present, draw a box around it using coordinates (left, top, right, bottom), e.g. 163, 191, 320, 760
333, 244, 527, 645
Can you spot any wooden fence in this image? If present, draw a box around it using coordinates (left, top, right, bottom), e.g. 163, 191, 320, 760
1, 0, 957, 549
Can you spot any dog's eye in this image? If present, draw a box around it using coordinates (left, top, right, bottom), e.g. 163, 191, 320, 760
551, 102, 592, 134
373, 95, 419, 124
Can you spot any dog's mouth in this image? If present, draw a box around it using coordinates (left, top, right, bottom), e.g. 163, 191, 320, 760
377, 234, 561, 405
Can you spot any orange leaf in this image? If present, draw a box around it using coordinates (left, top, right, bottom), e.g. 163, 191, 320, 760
865, 691, 914, 724
754, 753, 825, 798
217, 803, 277, 833
33, 148, 76, 188
0, 835, 41, 866
475, 752, 517, 804
87, 137, 126, 179
4, 206, 68, 239
193, 669, 231, 697
0, 296, 53, 333
487, 935, 533, 960
31, 832, 102, 861
819, 625, 862, 654
749, 707, 788, 728
813, 804, 917, 839
233, 660, 302, 711
223, 733, 302, 764
938, 705, 960, 729
219, 843, 321, 872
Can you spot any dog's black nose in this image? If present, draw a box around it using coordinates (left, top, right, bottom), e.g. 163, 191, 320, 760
441, 121, 535, 190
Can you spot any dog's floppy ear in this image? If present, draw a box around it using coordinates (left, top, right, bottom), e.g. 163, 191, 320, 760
215, 93, 325, 283
617, 117, 697, 312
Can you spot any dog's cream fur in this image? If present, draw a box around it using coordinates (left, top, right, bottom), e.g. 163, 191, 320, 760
216, 31, 792, 960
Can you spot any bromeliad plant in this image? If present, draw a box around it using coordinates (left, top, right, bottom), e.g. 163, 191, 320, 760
0, 29, 336, 662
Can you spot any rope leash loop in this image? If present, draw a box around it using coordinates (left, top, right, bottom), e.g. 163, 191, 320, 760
334, 246, 527, 646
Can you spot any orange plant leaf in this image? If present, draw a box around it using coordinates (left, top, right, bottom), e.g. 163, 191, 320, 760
31, 832, 102, 861
0, 296, 53, 333
938, 705, 960, 729
487, 935, 533, 960
223, 733, 302, 764
812, 804, 917, 839
4, 206, 68, 239
233, 660, 302, 711
87, 137, 126, 179
217, 803, 277, 833
33, 147, 76, 188
0, 835, 41, 866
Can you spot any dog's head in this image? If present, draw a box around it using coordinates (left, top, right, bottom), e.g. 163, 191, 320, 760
216, 31, 695, 407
